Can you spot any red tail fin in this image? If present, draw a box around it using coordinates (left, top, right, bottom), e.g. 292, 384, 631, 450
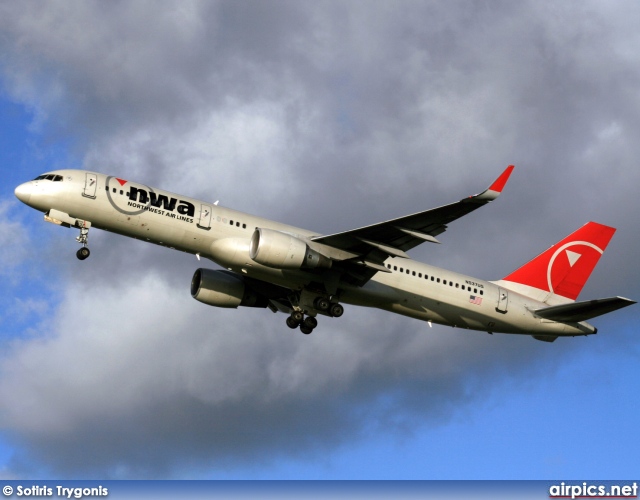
501, 222, 616, 303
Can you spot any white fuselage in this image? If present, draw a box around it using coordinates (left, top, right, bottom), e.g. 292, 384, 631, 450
16, 170, 596, 337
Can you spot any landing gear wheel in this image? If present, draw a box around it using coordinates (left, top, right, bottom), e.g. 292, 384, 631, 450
329, 303, 344, 318
286, 316, 300, 329
291, 311, 304, 323
76, 247, 91, 260
314, 297, 330, 311
300, 325, 313, 335
303, 316, 318, 330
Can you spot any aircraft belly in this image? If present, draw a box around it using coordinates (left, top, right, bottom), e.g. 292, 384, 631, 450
341, 275, 593, 336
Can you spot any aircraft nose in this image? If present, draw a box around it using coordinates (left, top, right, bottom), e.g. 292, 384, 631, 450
14, 182, 32, 204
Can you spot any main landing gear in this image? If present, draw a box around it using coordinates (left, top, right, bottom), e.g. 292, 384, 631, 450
316, 299, 344, 318
75, 224, 91, 260
286, 311, 319, 334
285, 300, 345, 335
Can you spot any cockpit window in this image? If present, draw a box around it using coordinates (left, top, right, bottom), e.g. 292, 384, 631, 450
33, 174, 63, 181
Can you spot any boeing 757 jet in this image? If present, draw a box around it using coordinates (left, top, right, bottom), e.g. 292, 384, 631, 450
14, 166, 634, 341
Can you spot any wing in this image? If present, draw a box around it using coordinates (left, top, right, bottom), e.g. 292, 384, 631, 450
311, 166, 514, 284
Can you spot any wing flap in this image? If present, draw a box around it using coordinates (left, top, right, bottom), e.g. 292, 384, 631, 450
534, 296, 636, 322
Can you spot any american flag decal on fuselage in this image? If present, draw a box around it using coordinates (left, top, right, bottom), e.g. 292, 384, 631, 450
469, 295, 482, 306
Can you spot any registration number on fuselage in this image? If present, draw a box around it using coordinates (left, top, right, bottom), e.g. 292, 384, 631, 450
465, 280, 484, 289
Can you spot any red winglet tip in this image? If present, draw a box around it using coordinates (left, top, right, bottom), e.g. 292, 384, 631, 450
489, 165, 515, 193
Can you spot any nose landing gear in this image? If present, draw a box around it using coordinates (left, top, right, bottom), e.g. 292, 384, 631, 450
43, 210, 92, 261
75, 223, 91, 260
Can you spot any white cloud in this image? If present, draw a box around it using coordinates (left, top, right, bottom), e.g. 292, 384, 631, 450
81, 96, 317, 215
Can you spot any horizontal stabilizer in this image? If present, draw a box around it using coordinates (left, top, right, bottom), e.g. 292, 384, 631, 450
534, 296, 636, 322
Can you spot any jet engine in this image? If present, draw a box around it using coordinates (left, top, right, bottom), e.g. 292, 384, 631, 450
191, 269, 268, 308
249, 228, 332, 270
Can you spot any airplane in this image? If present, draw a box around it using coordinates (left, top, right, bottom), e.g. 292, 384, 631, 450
14, 166, 635, 341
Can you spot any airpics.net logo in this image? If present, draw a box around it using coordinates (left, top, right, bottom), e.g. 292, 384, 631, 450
549, 482, 638, 499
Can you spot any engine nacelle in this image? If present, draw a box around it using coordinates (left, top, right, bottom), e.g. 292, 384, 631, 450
191, 269, 268, 308
249, 228, 332, 270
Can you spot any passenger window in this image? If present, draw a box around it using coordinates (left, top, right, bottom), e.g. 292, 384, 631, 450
243, 224, 246, 229
437, 278, 440, 283
418, 273, 422, 278
406, 269, 410, 274
230, 220, 234, 225
480, 290, 484, 295
120, 190, 123, 195
113, 188, 116, 193
474, 288, 477, 294
400, 268, 403, 272
412, 271, 416, 276
394, 266, 397, 271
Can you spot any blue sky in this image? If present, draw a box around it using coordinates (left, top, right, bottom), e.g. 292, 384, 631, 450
0, 1, 639, 480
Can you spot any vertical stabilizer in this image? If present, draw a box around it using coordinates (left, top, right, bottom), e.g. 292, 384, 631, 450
495, 222, 616, 305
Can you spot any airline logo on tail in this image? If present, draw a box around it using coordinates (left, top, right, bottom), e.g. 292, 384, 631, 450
501, 222, 616, 302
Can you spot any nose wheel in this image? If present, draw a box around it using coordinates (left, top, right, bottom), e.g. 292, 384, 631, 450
76, 247, 91, 260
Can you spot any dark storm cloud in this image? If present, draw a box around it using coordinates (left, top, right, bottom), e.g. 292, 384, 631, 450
1, 275, 574, 478
1, 0, 639, 478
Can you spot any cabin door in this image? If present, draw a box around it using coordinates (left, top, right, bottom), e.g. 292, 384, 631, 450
197, 204, 212, 230
83, 172, 97, 199
496, 287, 509, 313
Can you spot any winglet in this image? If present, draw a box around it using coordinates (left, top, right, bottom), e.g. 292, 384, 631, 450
474, 165, 515, 201
489, 165, 515, 192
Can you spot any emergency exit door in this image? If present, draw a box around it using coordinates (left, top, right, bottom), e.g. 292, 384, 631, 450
496, 287, 509, 313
